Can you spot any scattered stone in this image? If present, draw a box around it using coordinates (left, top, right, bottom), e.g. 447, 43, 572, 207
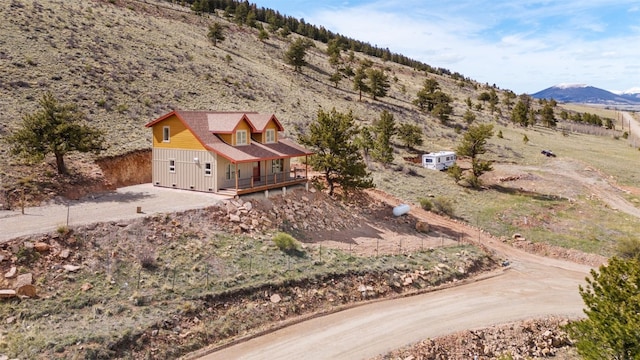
59, 249, 71, 259
14, 273, 33, 288
0, 289, 17, 298
63, 264, 81, 272
34, 242, 50, 252
270, 293, 281, 303
81, 283, 93, 291
151, 329, 159, 336
4, 266, 17, 279
229, 214, 241, 222
6, 316, 16, 324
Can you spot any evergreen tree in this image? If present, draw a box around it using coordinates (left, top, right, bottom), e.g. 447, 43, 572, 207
456, 124, 494, 187
463, 109, 476, 125
413, 78, 440, 111
353, 64, 370, 101
285, 38, 313, 72
366, 68, 389, 100
207, 22, 226, 47
510, 99, 529, 126
566, 257, 640, 360
298, 108, 374, 195
7, 92, 106, 175
541, 103, 556, 128
397, 123, 423, 150
355, 126, 374, 159
371, 110, 396, 164
431, 92, 453, 124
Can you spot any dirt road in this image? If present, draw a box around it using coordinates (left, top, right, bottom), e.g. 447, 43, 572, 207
194, 190, 595, 360
623, 111, 640, 147
197, 238, 591, 360
0, 184, 227, 243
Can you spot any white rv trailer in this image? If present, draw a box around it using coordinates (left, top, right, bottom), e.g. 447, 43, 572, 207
422, 151, 456, 170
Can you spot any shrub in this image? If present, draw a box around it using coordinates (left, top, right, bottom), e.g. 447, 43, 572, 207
137, 246, 157, 269
447, 163, 463, 183
418, 197, 433, 211
273, 232, 301, 254
616, 238, 640, 260
432, 196, 455, 217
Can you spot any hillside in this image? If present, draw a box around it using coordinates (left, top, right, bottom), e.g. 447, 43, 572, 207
2, 0, 640, 358
2, 0, 640, 254
1, 0, 479, 195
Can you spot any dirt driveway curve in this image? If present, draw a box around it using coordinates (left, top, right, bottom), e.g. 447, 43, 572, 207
193, 189, 597, 360
0, 184, 228, 243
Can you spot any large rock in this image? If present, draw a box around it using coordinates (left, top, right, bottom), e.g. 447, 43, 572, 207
4, 266, 17, 279
34, 242, 50, 252
416, 221, 430, 233
0, 289, 16, 299
14, 273, 32, 288
16, 284, 36, 298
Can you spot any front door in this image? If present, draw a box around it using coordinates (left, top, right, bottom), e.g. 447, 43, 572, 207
253, 162, 260, 183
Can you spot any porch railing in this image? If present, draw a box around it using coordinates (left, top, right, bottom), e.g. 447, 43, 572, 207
220, 168, 308, 191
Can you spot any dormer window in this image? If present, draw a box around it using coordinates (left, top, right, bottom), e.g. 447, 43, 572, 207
163, 126, 170, 142
265, 129, 276, 143
236, 130, 247, 145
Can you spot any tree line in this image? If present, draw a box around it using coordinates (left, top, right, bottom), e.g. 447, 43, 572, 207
177, 0, 467, 79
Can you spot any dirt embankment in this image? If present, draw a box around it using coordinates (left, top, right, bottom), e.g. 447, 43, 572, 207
96, 149, 152, 188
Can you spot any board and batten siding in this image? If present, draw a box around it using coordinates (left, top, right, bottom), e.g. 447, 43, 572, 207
152, 148, 217, 192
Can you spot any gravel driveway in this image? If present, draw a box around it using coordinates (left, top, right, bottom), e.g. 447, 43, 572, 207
0, 184, 229, 243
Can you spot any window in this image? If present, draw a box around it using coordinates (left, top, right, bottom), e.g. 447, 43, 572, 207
236, 130, 247, 145
265, 129, 276, 143
162, 126, 170, 142
225, 164, 236, 180
169, 159, 175, 173
204, 162, 212, 176
272, 159, 283, 173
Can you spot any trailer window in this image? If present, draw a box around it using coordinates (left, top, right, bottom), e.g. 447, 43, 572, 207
425, 158, 433, 163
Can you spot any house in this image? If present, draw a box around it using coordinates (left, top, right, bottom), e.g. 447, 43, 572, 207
422, 151, 456, 171
145, 110, 314, 195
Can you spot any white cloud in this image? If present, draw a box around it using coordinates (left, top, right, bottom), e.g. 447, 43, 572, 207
296, 0, 640, 93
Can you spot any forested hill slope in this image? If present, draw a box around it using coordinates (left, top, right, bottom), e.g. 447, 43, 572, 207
0, 0, 510, 194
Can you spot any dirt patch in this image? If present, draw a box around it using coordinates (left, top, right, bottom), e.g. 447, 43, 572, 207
96, 149, 152, 188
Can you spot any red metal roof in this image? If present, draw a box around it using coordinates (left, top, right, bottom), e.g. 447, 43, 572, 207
145, 110, 313, 163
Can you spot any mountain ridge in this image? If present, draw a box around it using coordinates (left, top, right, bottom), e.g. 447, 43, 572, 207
532, 84, 640, 105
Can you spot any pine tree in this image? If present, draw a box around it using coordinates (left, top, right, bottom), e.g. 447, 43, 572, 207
371, 110, 396, 164
207, 22, 226, 47
285, 38, 313, 72
298, 108, 374, 195
456, 124, 494, 187
366, 68, 389, 101
566, 257, 640, 360
7, 92, 106, 175
397, 123, 423, 150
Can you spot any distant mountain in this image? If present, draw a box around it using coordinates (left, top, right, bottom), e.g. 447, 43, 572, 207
531, 84, 640, 105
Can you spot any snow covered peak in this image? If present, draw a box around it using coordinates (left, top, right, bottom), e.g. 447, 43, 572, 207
554, 83, 588, 89
622, 87, 640, 95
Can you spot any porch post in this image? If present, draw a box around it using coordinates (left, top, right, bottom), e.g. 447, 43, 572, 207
235, 163, 239, 190
305, 155, 308, 178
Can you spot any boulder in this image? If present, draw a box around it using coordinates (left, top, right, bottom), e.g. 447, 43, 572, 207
4, 266, 17, 279
14, 273, 33, 288
34, 242, 50, 252
415, 221, 430, 233
270, 293, 281, 303
0, 289, 16, 298
16, 284, 36, 298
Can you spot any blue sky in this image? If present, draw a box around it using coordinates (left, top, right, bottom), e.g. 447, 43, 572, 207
251, 0, 640, 94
